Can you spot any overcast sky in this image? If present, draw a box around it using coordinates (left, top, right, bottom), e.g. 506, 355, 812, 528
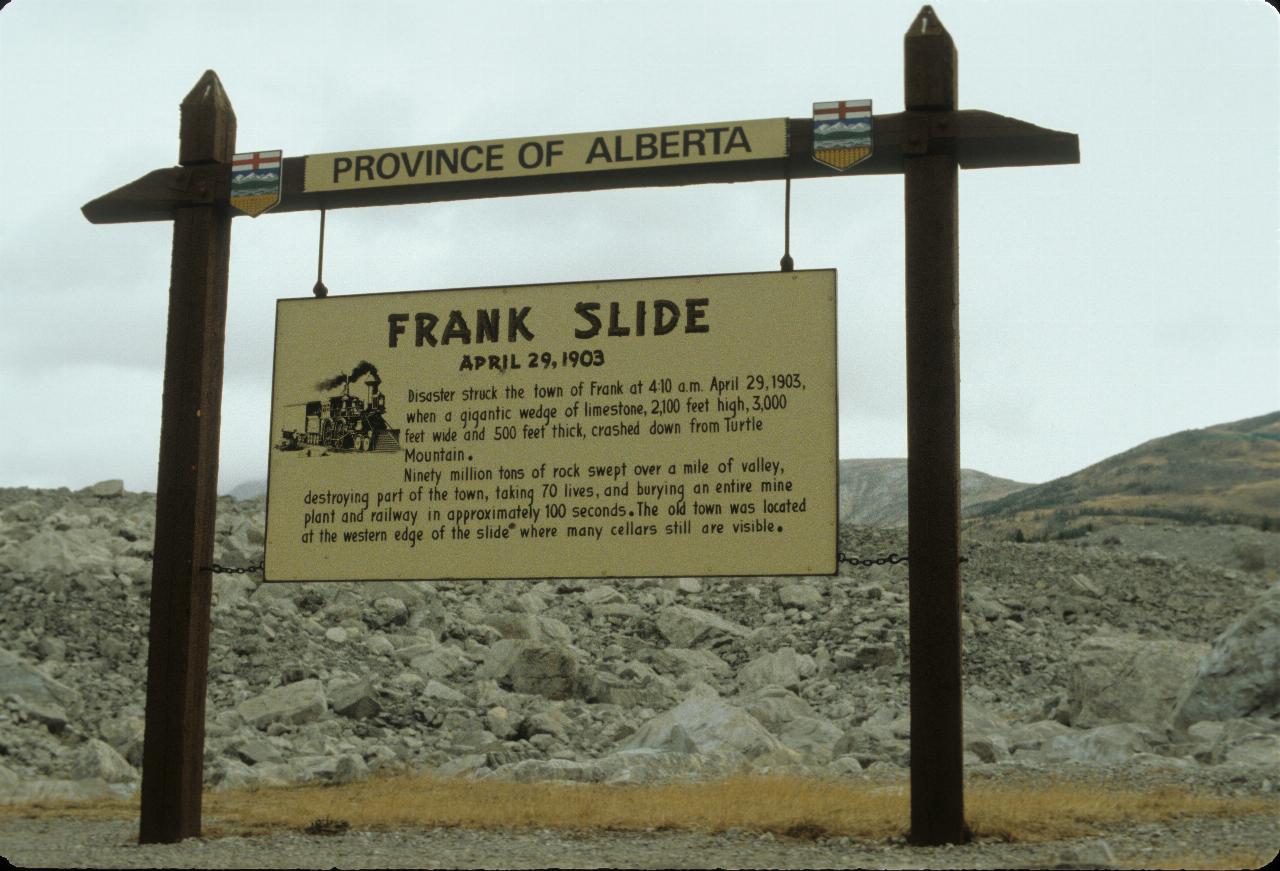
1, 0, 1276, 494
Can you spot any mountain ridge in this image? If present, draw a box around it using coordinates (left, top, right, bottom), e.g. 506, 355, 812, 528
965, 410, 1280, 539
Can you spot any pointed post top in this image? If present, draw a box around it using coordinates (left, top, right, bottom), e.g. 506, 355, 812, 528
180, 70, 231, 109
905, 6, 956, 111
906, 6, 951, 40
179, 70, 236, 166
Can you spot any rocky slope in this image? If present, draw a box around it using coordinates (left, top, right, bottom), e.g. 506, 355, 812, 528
0, 482, 1278, 806
966, 410, 1280, 540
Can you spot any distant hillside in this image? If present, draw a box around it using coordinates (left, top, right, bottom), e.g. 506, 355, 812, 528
227, 478, 267, 500
838, 458, 1030, 527
965, 411, 1280, 540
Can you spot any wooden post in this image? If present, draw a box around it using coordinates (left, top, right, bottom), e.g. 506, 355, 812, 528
138, 70, 235, 844
904, 6, 969, 845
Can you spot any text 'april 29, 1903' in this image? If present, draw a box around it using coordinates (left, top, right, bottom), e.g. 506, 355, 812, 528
264, 270, 836, 581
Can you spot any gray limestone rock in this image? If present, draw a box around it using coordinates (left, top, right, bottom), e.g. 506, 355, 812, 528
834, 724, 909, 768
423, 679, 467, 703
99, 715, 145, 767
0, 648, 80, 731
292, 753, 368, 785
742, 686, 816, 730
650, 647, 731, 683
778, 581, 823, 610
70, 738, 138, 783
1, 499, 44, 523
1007, 719, 1074, 754
1174, 584, 1280, 725
483, 613, 573, 645
621, 688, 795, 762
1222, 733, 1280, 767
654, 605, 749, 648
772, 715, 844, 763
85, 480, 125, 498
236, 679, 327, 729
577, 666, 675, 708
408, 645, 468, 680
328, 678, 382, 720
0, 763, 20, 797
477, 640, 580, 700
233, 737, 287, 766
1066, 634, 1208, 728
367, 596, 409, 628
0, 528, 115, 578
1039, 723, 1164, 765
737, 647, 816, 692
1054, 838, 1117, 870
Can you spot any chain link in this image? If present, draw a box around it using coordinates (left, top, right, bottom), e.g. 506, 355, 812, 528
206, 562, 265, 575
837, 551, 909, 567
132, 551, 264, 575
837, 552, 970, 568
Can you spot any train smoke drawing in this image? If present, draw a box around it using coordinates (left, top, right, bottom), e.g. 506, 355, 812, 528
276, 361, 400, 453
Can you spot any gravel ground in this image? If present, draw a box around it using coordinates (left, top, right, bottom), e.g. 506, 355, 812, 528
2, 813, 1278, 869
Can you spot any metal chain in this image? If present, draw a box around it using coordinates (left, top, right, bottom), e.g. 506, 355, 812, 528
836, 552, 970, 567
837, 551, 909, 567
133, 551, 264, 575
206, 562, 265, 575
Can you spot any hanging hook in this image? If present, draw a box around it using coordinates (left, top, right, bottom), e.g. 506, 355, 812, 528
313, 208, 329, 298
780, 171, 794, 272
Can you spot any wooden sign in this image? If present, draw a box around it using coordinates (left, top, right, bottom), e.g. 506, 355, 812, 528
264, 270, 837, 580
303, 118, 788, 192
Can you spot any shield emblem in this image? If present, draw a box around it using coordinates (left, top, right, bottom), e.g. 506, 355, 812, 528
230, 150, 283, 217
812, 100, 872, 171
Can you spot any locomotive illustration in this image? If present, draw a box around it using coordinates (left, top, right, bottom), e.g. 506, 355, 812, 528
276, 361, 400, 453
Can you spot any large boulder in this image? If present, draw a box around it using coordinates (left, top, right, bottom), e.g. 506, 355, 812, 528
99, 715, 146, 767
1039, 723, 1164, 765
85, 479, 126, 498
778, 581, 824, 610
654, 606, 749, 648
483, 613, 573, 645
0, 528, 115, 578
1066, 634, 1208, 728
328, 678, 382, 720
743, 686, 843, 763
0, 648, 81, 731
1174, 585, 1280, 726
236, 679, 328, 729
651, 647, 731, 683
737, 647, 816, 692
833, 724, 909, 768
620, 687, 796, 762
577, 662, 676, 708
477, 640, 580, 700
71, 739, 138, 783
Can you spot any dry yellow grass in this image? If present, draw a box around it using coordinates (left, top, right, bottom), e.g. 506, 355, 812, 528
2, 773, 1276, 846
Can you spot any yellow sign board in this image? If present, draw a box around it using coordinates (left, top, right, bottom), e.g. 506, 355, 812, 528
303, 119, 788, 193
264, 270, 837, 581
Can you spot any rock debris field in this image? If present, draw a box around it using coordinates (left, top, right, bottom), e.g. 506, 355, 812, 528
1, 482, 1278, 867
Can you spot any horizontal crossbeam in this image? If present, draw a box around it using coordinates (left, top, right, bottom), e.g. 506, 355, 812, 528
82, 110, 1078, 224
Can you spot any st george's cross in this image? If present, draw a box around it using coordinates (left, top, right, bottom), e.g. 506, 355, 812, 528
812, 99, 873, 170
230, 149, 282, 217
